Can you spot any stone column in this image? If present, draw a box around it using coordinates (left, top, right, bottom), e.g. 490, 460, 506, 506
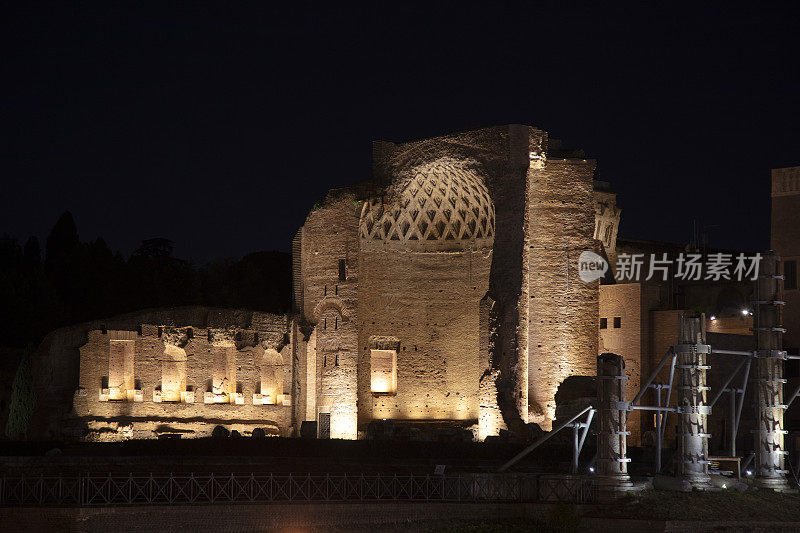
675, 314, 712, 489
595, 353, 632, 496
754, 252, 791, 491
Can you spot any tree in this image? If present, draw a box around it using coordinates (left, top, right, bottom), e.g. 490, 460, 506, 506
132, 238, 174, 259
22, 236, 41, 272
5, 345, 36, 440
44, 211, 79, 270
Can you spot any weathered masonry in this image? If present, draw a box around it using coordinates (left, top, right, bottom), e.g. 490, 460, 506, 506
34, 125, 616, 441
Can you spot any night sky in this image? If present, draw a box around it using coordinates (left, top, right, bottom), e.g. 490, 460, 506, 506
2, 4, 799, 262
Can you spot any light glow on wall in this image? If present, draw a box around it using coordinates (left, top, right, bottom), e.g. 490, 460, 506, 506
330, 409, 358, 440
370, 349, 397, 394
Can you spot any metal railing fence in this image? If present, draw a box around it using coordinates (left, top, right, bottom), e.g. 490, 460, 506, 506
0, 472, 595, 506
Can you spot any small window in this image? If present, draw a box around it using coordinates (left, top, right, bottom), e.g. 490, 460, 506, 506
599, 318, 608, 329
785, 260, 798, 291
613, 317, 622, 328
338, 259, 346, 281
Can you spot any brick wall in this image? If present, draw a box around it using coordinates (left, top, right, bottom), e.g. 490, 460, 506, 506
71, 316, 292, 440
296, 192, 361, 438
771, 166, 800, 350
599, 283, 643, 443
527, 155, 599, 430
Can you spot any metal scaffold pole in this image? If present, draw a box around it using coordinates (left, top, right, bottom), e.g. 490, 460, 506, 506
753, 251, 792, 491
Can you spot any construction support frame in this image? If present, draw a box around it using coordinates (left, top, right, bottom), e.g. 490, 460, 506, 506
498, 406, 595, 473
707, 355, 751, 458
497, 252, 797, 493
627, 347, 678, 474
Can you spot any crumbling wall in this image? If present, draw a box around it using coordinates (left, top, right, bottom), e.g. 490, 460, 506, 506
361, 126, 600, 436
297, 192, 361, 438
527, 153, 599, 430
357, 139, 501, 433
357, 249, 491, 425
30, 307, 291, 440
593, 182, 621, 266
72, 320, 292, 441
478, 296, 505, 439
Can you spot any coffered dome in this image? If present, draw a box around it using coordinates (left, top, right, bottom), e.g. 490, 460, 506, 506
359, 158, 495, 251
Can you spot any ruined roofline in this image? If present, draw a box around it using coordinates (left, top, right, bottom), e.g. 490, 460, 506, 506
373, 124, 591, 159
38, 305, 288, 342
593, 180, 614, 192
372, 124, 546, 150
771, 164, 800, 173
308, 124, 595, 215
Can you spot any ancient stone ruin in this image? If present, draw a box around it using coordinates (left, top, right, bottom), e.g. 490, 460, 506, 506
31, 125, 614, 441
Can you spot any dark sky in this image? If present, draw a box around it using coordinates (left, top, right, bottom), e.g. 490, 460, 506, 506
2, 4, 799, 262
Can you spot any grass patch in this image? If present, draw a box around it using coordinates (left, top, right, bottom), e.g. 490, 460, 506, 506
588, 488, 800, 522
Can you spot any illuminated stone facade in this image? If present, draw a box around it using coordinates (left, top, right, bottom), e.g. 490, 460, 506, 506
35, 125, 622, 441
294, 125, 600, 438
70, 313, 293, 440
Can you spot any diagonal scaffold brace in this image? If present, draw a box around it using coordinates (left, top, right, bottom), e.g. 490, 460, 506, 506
497, 405, 595, 473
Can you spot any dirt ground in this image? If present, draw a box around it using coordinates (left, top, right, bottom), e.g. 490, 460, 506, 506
586, 488, 800, 522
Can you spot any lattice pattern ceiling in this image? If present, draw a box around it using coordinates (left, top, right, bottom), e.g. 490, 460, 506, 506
360, 159, 495, 249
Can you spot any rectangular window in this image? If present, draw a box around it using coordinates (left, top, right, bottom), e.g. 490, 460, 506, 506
785, 260, 798, 291
613, 317, 622, 328
599, 318, 607, 329
371, 349, 397, 395
338, 259, 347, 281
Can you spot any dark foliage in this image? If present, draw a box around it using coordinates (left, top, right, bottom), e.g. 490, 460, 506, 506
5, 345, 35, 439
0, 211, 291, 348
